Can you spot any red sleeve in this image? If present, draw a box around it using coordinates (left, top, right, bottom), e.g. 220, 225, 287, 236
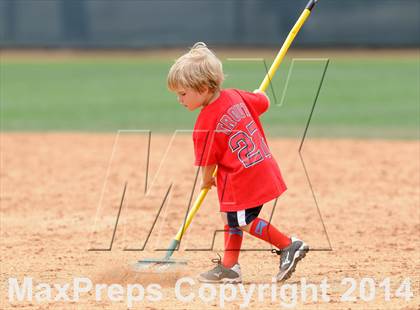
193, 111, 219, 166
235, 89, 269, 116
193, 130, 218, 166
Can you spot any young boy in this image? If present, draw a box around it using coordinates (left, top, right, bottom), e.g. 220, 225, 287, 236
167, 42, 308, 283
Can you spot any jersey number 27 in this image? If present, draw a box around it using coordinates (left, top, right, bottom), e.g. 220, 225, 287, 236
228, 121, 271, 168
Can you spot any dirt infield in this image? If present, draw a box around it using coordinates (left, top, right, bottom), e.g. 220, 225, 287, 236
1, 133, 419, 309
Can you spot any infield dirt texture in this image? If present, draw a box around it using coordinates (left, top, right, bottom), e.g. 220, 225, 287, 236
1, 49, 419, 309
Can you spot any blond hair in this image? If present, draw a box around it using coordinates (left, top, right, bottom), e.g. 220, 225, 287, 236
167, 42, 224, 93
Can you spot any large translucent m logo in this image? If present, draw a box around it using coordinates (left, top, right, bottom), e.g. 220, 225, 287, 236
89, 57, 332, 254
88, 130, 204, 252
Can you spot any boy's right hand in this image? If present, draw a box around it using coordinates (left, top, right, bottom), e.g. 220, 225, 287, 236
253, 89, 271, 107
253, 89, 267, 96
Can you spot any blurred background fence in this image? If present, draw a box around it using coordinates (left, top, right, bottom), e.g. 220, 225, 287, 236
0, 0, 419, 48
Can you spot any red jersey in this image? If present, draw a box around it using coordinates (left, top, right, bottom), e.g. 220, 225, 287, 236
193, 89, 287, 212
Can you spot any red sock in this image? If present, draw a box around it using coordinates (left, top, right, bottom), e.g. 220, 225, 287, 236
249, 218, 291, 249
222, 225, 243, 268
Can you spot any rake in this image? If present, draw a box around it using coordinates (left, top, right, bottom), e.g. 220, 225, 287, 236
134, 0, 319, 271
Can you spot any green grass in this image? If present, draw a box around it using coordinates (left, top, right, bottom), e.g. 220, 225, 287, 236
1, 56, 419, 139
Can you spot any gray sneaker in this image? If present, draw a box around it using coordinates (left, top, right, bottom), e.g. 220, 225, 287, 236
198, 257, 242, 283
274, 237, 309, 282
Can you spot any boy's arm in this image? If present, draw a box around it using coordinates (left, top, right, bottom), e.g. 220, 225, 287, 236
253, 89, 271, 109
200, 164, 217, 189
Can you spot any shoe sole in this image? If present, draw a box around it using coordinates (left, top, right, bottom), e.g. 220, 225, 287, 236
198, 276, 242, 284
277, 243, 309, 282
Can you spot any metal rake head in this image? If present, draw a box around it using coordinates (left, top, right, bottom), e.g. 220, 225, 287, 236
132, 258, 188, 272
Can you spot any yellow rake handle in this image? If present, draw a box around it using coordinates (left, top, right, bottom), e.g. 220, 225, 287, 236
259, 0, 318, 92
175, 0, 319, 243
174, 168, 217, 241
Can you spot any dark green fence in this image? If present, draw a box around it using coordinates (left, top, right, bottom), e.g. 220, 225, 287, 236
0, 0, 419, 48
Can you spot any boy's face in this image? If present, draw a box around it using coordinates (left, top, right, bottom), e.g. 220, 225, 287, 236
175, 87, 211, 111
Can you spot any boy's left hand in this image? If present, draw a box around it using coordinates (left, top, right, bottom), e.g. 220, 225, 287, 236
201, 177, 216, 190
200, 164, 217, 190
